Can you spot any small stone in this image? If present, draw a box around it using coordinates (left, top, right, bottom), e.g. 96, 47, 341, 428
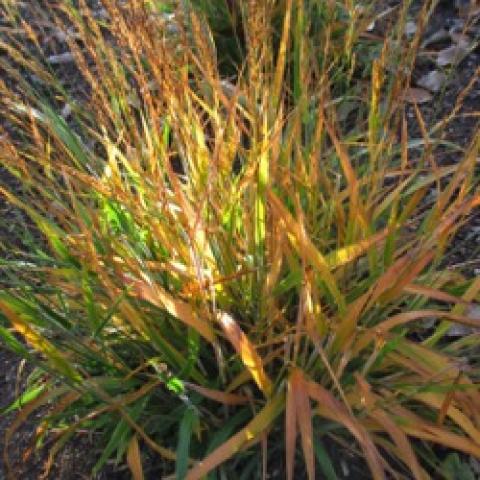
417, 70, 447, 92
405, 21, 417, 38
403, 87, 433, 104
47, 52, 75, 65
437, 45, 469, 67
449, 29, 471, 49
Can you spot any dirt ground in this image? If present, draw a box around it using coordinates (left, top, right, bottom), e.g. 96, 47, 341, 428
1, 1, 479, 478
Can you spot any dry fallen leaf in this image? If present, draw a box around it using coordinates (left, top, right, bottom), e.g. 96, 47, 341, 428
436, 45, 468, 67
421, 28, 450, 48
403, 87, 433, 104
417, 70, 447, 93
449, 30, 471, 49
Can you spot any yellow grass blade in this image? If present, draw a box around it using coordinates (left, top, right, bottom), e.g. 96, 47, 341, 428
0, 301, 80, 381
324, 227, 390, 269
217, 312, 273, 397
413, 391, 480, 443
185, 395, 285, 480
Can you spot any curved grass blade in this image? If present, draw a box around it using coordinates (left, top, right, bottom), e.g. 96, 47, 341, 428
217, 311, 273, 397
127, 435, 144, 480
307, 380, 385, 480
186, 394, 285, 480
125, 275, 216, 343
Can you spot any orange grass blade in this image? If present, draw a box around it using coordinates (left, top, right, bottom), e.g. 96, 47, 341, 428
125, 276, 215, 343
323, 116, 367, 229
217, 312, 273, 397
388, 403, 480, 457
127, 435, 144, 480
333, 253, 413, 351
425, 275, 480, 347
375, 309, 480, 335
306, 381, 385, 480
356, 376, 425, 480
354, 309, 480, 355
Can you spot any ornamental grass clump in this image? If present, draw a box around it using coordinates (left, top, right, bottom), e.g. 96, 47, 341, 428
0, 0, 479, 478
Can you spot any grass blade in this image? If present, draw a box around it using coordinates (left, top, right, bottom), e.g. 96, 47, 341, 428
186, 395, 285, 480
176, 406, 198, 480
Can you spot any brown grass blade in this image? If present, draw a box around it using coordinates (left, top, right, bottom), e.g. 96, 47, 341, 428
285, 370, 297, 480
292, 370, 315, 480
127, 435, 144, 480
185, 383, 249, 405
356, 376, 425, 480
403, 284, 472, 305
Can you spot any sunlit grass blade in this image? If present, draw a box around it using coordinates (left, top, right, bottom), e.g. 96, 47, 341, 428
217, 311, 273, 397
186, 395, 285, 480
